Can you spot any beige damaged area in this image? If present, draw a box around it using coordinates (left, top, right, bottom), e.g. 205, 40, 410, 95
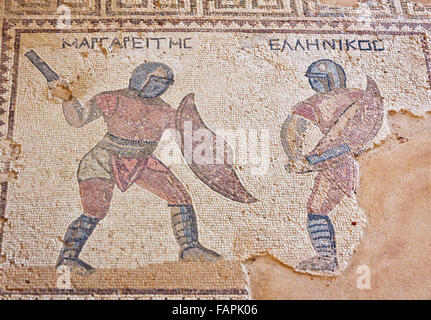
0, 261, 248, 297
244, 110, 431, 299
0, 138, 21, 182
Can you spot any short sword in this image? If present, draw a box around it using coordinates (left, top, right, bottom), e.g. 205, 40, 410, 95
24, 49, 59, 82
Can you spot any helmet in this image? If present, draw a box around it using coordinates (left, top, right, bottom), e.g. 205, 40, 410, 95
305, 59, 346, 93
129, 62, 174, 98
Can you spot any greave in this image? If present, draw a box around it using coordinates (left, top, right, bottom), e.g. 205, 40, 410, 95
307, 213, 337, 262
169, 204, 199, 249
56, 214, 99, 269
169, 204, 222, 262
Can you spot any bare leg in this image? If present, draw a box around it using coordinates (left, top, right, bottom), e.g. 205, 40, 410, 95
79, 178, 115, 219
297, 172, 345, 274
57, 178, 115, 275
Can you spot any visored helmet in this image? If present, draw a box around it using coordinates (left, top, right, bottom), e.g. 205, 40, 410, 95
129, 62, 174, 98
305, 59, 346, 93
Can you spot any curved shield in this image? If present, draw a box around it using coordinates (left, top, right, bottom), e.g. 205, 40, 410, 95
341, 76, 384, 154
306, 76, 384, 171
175, 93, 258, 204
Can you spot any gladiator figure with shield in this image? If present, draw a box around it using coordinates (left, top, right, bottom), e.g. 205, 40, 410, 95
26, 50, 257, 275
281, 59, 384, 274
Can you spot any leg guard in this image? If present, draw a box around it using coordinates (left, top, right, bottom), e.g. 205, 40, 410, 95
169, 204, 222, 262
297, 214, 338, 273
56, 214, 99, 275
308, 214, 337, 259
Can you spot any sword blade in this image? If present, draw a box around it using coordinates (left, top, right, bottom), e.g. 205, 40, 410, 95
24, 49, 59, 82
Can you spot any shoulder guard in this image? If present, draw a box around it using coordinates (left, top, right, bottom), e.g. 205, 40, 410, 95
92, 92, 119, 119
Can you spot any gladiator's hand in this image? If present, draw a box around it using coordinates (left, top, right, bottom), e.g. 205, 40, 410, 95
284, 158, 313, 174
48, 79, 73, 101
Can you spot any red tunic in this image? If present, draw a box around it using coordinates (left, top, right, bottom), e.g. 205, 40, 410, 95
91, 91, 170, 192
292, 78, 383, 197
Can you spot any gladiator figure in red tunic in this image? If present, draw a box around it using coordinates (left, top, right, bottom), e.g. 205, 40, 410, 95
281, 59, 384, 274
44, 61, 257, 275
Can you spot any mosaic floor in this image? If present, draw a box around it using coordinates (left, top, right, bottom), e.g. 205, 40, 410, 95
0, 0, 430, 299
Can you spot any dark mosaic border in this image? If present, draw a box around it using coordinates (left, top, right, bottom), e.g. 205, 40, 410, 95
105, 0, 199, 16
4, 0, 102, 16
3, 0, 431, 20
0, 288, 248, 296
